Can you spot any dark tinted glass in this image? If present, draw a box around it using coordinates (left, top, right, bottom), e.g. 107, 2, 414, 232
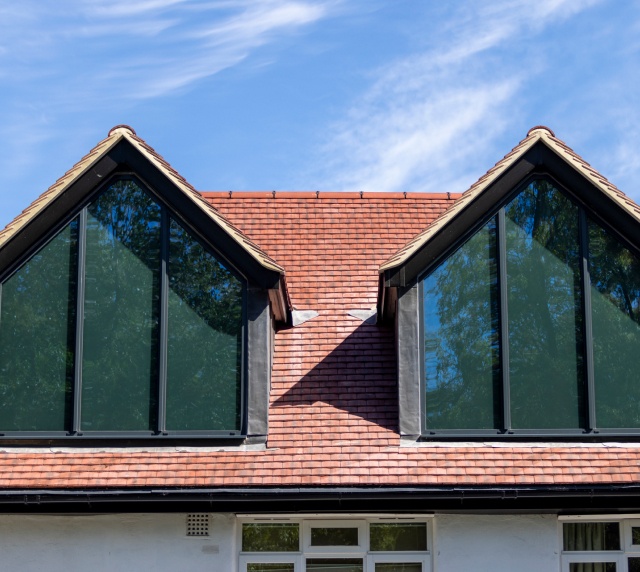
166, 219, 242, 431
242, 523, 299, 552
81, 181, 161, 431
247, 566, 294, 572
629, 558, 640, 572
375, 565, 422, 572
563, 522, 620, 551
569, 564, 616, 572
370, 523, 427, 551
306, 560, 363, 572
505, 180, 584, 429
423, 218, 500, 430
588, 220, 640, 428
0, 220, 77, 431
310, 527, 359, 546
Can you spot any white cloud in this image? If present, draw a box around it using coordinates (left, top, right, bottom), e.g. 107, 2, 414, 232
312, 0, 604, 194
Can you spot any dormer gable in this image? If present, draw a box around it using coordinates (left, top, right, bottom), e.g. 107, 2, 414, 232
381, 127, 640, 439
0, 126, 290, 442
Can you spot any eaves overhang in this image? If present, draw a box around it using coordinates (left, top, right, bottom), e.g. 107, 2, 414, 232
2, 485, 640, 515
0, 125, 290, 322
378, 126, 640, 321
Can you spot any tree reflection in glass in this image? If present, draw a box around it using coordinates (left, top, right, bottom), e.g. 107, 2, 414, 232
589, 220, 640, 428
81, 181, 161, 431
505, 180, 584, 429
423, 218, 500, 430
0, 220, 78, 431
166, 218, 242, 431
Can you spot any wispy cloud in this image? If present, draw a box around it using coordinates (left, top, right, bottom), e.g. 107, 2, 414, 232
311, 0, 604, 194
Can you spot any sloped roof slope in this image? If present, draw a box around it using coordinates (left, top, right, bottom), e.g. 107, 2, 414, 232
3, 191, 640, 490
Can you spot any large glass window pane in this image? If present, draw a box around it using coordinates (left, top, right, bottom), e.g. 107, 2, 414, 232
423, 218, 500, 430
306, 560, 363, 572
242, 524, 300, 552
166, 219, 242, 431
310, 527, 359, 546
588, 220, 640, 428
505, 180, 584, 429
563, 522, 620, 551
81, 181, 161, 431
0, 220, 77, 431
370, 523, 427, 551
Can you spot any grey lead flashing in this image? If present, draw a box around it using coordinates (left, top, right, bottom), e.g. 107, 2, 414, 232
396, 284, 421, 438
246, 288, 271, 441
291, 309, 319, 326
347, 309, 377, 324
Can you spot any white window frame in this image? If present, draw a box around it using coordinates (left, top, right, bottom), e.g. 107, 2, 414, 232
238, 516, 432, 572
559, 516, 640, 572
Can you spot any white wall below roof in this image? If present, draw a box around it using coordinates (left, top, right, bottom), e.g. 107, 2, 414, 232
434, 514, 559, 572
0, 512, 237, 572
0, 512, 560, 571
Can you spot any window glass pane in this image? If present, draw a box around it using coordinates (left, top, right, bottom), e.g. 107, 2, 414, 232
306, 560, 363, 572
375, 565, 422, 572
247, 564, 295, 572
310, 527, 358, 546
370, 523, 427, 551
505, 180, 584, 429
0, 220, 77, 431
569, 564, 616, 572
632, 527, 640, 545
423, 217, 500, 430
563, 522, 620, 551
82, 181, 161, 431
242, 524, 299, 552
588, 220, 640, 428
629, 557, 640, 572
166, 218, 243, 431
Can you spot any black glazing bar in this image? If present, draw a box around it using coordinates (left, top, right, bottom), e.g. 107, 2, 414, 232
497, 209, 511, 432
73, 208, 87, 434
580, 208, 596, 431
157, 208, 170, 434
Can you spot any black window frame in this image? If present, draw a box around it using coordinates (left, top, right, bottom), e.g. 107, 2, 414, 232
417, 173, 640, 439
0, 174, 249, 442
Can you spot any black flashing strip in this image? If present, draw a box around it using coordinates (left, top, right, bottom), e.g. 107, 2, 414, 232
3, 485, 640, 514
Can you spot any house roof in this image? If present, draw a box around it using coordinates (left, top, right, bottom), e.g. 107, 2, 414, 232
380, 126, 640, 275
0, 125, 285, 276
3, 189, 640, 491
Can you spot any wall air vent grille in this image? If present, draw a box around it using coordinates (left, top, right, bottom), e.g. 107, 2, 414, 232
186, 513, 210, 537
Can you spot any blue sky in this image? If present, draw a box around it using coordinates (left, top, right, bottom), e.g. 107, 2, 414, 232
0, 0, 639, 229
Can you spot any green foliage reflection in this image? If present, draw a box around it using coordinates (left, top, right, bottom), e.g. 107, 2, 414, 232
166, 218, 242, 431
81, 180, 161, 431
505, 180, 583, 429
589, 220, 640, 427
423, 218, 500, 430
242, 523, 299, 552
0, 221, 77, 431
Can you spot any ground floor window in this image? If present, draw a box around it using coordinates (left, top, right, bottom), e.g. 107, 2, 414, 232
238, 517, 432, 572
561, 517, 640, 571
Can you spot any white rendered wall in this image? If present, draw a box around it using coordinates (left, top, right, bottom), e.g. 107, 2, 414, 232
0, 512, 561, 571
434, 514, 559, 572
0, 512, 237, 572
